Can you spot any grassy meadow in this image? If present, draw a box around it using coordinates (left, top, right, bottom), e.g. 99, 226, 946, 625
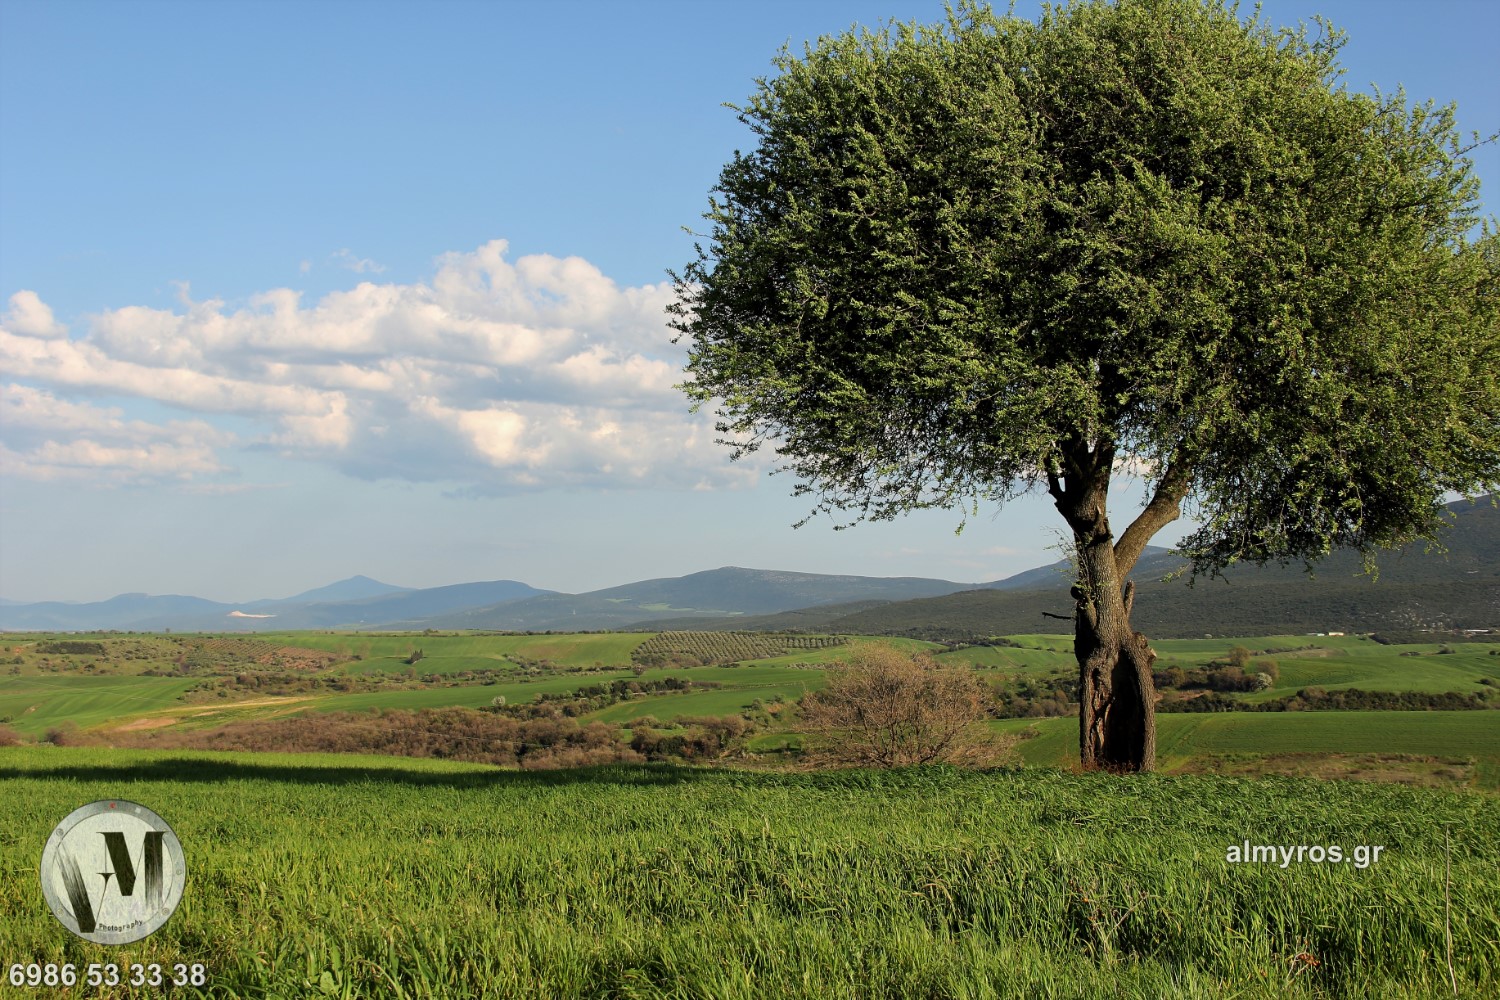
999, 711, 1500, 787
2, 630, 1498, 996
3, 746, 1498, 999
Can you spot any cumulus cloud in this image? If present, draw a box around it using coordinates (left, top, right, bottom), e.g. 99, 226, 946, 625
0, 240, 753, 493
3, 291, 68, 339
0, 384, 233, 484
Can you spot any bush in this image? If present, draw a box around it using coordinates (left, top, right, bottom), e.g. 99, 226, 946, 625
798, 645, 1013, 768
42, 723, 77, 746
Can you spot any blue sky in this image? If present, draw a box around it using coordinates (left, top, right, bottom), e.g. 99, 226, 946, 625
1, 0, 1496, 604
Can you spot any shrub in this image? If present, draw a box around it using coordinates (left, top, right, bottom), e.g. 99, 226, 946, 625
42, 723, 77, 746
798, 645, 1014, 768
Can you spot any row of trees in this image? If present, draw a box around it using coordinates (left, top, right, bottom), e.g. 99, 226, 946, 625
1162, 688, 1497, 714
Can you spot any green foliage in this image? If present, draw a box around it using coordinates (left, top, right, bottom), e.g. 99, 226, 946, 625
673, 0, 1500, 569
632, 631, 847, 666
33, 641, 106, 655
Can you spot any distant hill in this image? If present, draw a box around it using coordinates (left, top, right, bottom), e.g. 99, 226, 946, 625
0, 593, 232, 631
3, 498, 1492, 635
0, 578, 550, 633
634, 599, 898, 632
813, 579, 1498, 640
420, 567, 979, 631
257, 575, 411, 606
788, 498, 1500, 640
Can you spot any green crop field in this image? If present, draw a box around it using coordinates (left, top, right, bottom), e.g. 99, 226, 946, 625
249, 632, 656, 667
4, 630, 1497, 796
0, 675, 201, 738
588, 680, 825, 724
2, 746, 1495, 999
941, 634, 1500, 699
1244, 650, 1499, 700
1000, 712, 1500, 788
935, 645, 1079, 673
747, 634, 942, 667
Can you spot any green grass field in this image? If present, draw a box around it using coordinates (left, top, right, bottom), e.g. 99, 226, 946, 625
2, 747, 1495, 999
935, 644, 1078, 673
0, 675, 201, 738
265, 631, 655, 667
5, 631, 1497, 794
309, 671, 638, 714
999, 712, 1500, 788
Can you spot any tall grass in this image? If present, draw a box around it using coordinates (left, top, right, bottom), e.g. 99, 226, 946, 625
3, 747, 1496, 998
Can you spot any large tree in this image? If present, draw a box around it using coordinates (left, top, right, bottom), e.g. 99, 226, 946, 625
670, 0, 1500, 772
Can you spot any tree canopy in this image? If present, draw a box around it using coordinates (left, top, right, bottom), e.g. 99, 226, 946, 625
672, 0, 1499, 572
670, 0, 1500, 770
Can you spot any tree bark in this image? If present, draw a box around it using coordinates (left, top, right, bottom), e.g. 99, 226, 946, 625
1047, 442, 1171, 773
1071, 542, 1158, 773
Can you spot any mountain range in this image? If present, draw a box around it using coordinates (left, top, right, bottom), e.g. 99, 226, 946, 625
3, 498, 1495, 637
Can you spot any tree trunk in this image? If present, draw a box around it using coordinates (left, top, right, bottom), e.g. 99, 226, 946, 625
1073, 568, 1158, 773
1052, 454, 1160, 773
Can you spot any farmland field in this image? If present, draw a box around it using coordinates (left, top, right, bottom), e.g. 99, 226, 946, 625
261, 631, 655, 666
2, 746, 1496, 999
0, 675, 200, 738
3, 630, 1497, 790
1000, 712, 1500, 789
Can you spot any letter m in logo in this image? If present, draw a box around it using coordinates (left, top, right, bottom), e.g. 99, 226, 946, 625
59, 831, 165, 934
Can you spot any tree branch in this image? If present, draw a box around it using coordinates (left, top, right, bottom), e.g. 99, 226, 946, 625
1115, 461, 1191, 578
1045, 458, 1066, 504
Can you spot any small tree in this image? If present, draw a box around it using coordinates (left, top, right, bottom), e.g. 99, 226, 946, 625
798, 645, 1013, 767
672, 0, 1500, 772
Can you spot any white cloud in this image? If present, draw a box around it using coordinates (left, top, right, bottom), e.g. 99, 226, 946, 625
1113, 453, 1158, 478
0, 383, 233, 485
3, 291, 68, 340
0, 240, 753, 493
331, 248, 386, 274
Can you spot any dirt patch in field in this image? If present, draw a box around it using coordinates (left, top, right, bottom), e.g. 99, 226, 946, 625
113, 716, 179, 732
197, 696, 314, 712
